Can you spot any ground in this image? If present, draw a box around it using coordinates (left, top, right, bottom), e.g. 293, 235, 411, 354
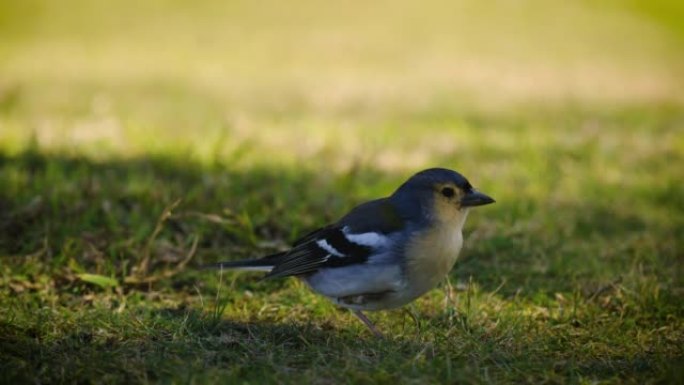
1, 1, 683, 384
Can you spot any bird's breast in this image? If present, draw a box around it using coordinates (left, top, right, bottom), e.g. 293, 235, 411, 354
404, 224, 464, 296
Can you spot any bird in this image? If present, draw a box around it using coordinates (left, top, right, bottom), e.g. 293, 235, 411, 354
206, 168, 495, 336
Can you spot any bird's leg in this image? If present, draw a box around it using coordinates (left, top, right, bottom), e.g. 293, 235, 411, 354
403, 307, 421, 330
352, 310, 383, 338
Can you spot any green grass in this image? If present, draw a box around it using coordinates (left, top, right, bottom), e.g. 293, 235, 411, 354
1, 0, 683, 383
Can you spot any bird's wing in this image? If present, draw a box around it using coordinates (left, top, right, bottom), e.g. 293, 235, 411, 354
265, 198, 405, 279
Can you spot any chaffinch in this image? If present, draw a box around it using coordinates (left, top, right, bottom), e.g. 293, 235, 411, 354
208, 168, 495, 336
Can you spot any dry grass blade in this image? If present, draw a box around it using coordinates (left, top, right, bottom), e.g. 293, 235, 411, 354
134, 198, 182, 277
125, 234, 199, 285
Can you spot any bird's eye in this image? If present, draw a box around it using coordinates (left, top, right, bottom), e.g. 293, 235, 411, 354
441, 187, 455, 198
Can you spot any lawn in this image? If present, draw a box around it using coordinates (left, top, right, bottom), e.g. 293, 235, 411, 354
1, 0, 683, 383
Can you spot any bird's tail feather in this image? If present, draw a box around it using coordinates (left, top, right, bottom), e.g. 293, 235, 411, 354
202, 251, 287, 273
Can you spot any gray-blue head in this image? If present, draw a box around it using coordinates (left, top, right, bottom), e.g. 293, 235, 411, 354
391, 168, 495, 223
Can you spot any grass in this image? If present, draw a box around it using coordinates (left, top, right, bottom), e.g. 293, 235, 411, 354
1, 0, 683, 383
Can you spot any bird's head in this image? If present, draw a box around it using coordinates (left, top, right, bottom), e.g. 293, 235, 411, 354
392, 168, 495, 225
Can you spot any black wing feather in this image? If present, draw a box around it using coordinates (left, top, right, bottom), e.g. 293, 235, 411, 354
264, 227, 373, 279
210, 198, 404, 279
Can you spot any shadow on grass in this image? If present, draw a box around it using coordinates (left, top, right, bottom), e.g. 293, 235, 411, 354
0, 148, 679, 299
1, 305, 674, 384
0, 308, 433, 384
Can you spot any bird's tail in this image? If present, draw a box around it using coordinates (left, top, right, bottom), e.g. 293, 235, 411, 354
202, 251, 286, 273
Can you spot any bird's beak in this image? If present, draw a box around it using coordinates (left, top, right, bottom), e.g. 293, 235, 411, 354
460, 190, 495, 207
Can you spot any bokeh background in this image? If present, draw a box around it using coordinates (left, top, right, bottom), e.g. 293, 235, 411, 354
2, 0, 683, 166
1, 1, 683, 384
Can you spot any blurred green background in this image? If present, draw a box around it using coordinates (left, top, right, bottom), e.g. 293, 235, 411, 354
1, 0, 683, 164
1, 1, 683, 384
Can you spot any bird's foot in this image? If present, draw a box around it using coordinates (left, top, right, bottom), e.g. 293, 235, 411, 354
352, 310, 383, 338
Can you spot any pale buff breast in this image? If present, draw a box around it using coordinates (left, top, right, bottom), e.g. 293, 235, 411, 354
403, 210, 468, 298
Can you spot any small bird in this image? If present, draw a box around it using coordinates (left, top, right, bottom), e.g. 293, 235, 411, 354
208, 168, 495, 336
